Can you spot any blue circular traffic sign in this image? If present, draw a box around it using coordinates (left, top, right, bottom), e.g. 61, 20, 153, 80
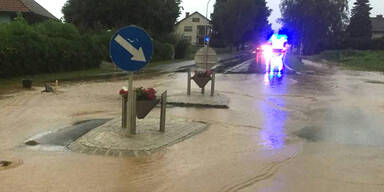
110, 26, 153, 71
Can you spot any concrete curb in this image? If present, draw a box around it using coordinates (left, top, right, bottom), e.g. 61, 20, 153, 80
68, 118, 209, 157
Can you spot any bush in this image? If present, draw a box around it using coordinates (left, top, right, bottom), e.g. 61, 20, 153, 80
174, 38, 191, 59
152, 40, 174, 61
344, 37, 384, 51
169, 35, 191, 59
90, 30, 115, 61
370, 38, 384, 50
0, 16, 104, 78
162, 34, 192, 59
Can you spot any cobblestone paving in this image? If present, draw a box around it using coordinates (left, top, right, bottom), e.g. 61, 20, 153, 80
167, 92, 230, 108
68, 117, 208, 157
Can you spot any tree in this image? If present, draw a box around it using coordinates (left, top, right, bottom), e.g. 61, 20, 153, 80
62, 0, 181, 39
280, 0, 348, 55
347, 0, 372, 39
211, 0, 272, 49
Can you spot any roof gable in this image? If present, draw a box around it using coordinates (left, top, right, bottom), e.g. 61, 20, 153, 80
0, 0, 28, 12
176, 11, 210, 25
0, 0, 57, 20
20, 0, 57, 20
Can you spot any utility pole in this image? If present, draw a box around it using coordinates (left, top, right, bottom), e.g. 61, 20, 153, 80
205, 0, 212, 46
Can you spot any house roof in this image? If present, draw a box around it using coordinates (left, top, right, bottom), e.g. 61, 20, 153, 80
371, 16, 384, 32
0, 0, 28, 12
0, 0, 57, 20
175, 11, 210, 25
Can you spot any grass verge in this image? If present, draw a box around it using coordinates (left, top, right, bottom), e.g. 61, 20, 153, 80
0, 59, 188, 95
310, 50, 384, 72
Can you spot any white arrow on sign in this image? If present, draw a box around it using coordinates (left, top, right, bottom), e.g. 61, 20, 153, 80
114, 34, 146, 62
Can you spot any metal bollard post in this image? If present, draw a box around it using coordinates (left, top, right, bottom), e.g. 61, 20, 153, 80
127, 73, 134, 135
202, 87, 205, 95
130, 90, 137, 135
187, 70, 191, 96
160, 91, 167, 132
211, 72, 215, 97
122, 96, 127, 128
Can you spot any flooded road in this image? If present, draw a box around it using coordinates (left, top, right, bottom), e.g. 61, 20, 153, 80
1, 59, 384, 191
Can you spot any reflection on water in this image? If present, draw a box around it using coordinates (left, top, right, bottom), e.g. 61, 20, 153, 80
260, 72, 287, 149
264, 72, 283, 86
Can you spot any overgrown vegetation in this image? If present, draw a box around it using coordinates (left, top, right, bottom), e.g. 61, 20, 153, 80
62, 0, 192, 64
151, 35, 194, 61
312, 50, 384, 71
0, 15, 194, 79
0, 16, 107, 78
153, 40, 175, 61
62, 0, 181, 40
280, 0, 349, 55
347, 0, 372, 40
211, 0, 272, 49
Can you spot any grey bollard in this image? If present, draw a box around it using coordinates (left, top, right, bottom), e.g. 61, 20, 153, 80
122, 96, 128, 128
187, 70, 191, 96
160, 91, 167, 132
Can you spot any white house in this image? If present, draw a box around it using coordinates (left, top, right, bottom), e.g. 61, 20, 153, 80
175, 12, 211, 46
371, 15, 384, 39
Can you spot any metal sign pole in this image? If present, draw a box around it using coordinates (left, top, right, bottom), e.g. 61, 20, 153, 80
110, 26, 154, 136
205, 46, 208, 71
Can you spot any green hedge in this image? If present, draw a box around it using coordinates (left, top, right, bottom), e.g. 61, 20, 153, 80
315, 50, 384, 71
0, 16, 104, 78
344, 37, 384, 50
152, 40, 174, 61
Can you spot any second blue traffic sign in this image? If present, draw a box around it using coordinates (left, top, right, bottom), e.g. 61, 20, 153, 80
110, 26, 153, 71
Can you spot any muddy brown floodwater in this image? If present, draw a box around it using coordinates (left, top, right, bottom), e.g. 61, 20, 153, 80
1, 61, 384, 191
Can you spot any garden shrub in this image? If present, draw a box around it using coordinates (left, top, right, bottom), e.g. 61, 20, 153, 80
168, 34, 191, 59
152, 40, 174, 61
0, 16, 103, 78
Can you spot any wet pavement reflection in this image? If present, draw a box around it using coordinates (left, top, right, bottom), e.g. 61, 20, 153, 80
1, 60, 384, 191
259, 73, 287, 149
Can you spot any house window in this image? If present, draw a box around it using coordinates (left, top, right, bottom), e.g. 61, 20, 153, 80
192, 18, 200, 22
184, 26, 193, 32
183, 36, 192, 42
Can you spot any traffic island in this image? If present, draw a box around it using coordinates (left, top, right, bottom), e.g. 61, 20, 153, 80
68, 117, 208, 157
167, 92, 230, 108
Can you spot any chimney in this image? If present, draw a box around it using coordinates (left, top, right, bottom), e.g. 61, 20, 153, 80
377, 15, 383, 19
186, 12, 190, 18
